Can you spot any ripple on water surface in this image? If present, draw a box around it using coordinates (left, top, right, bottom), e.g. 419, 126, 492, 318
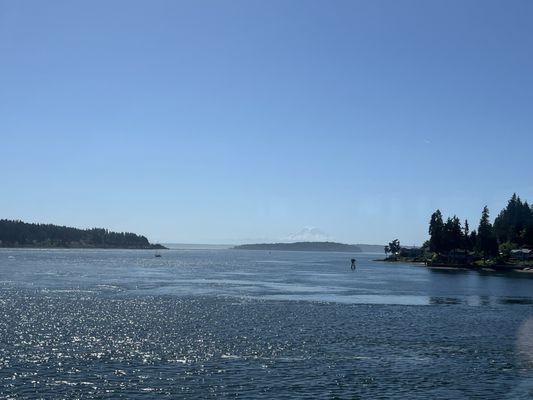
0, 291, 533, 399
1, 249, 533, 398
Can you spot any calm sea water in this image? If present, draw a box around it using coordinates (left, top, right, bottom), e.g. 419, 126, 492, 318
1, 249, 533, 399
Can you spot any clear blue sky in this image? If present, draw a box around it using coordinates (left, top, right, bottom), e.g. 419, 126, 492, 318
1, 0, 532, 245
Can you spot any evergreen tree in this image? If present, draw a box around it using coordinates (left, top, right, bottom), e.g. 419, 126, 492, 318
388, 239, 401, 255
463, 219, 472, 250
447, 216, 463, 251
476, 206, 498, 258
439, 216, 463, 253
428, 210, 444, 253
469, 230, 477, 252
493, 193, 533, 246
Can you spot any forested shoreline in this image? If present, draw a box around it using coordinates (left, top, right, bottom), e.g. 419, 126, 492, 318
385, 194, 533, 269
0, 219, 166, 249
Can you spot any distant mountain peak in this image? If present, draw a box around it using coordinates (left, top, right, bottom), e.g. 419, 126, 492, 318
284, 227, 332, 242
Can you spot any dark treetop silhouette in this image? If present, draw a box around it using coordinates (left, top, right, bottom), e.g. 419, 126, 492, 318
384, 193, 533, 268
0, 219, 166, 249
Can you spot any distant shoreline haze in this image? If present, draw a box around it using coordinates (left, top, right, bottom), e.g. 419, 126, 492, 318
164, 243, 385, 253
233, 241, 364, 253
0, 219, 166, 249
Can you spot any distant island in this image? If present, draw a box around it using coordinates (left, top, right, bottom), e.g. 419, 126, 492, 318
233, 241, 362, 252
0, 219, 167, 249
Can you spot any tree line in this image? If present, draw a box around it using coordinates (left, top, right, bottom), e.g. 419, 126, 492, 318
428, 194, 533, 259
0, 219, 165, 249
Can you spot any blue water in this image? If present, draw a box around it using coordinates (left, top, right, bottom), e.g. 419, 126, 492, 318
1, 249, 533, 398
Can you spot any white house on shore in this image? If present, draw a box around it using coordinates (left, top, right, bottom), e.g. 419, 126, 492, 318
510, 249, 532, 261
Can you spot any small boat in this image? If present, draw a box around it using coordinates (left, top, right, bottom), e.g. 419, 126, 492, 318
155, 252, 162, 258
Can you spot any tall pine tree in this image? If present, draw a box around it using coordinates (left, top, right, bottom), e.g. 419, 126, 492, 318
476, 206, 498, 258
429, 210, 444, 253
